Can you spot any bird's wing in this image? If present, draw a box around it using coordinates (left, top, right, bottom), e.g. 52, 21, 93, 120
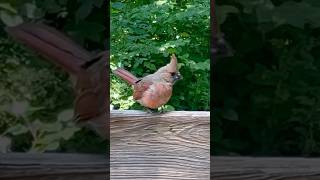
74, 57, 108, 122
133, 80, 153, 100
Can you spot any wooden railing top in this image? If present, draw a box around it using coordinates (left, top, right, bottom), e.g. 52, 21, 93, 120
110, 110, 210, 179
2, 154, 320, 180
111, 110, 210, 118
0, 110, 211, 180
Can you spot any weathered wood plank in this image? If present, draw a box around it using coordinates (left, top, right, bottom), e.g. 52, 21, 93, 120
2, 153, 320, 179
212, 156, 320, 180
0, 153, 107, 180
110, 110, 210, 180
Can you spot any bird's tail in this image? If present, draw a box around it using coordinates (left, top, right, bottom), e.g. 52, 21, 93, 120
5, 22, 92, 75
113, 68, 139, 85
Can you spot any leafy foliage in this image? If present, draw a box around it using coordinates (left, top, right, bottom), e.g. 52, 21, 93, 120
0, 0, 106, 153
214, 0, 320, 156
111, 0, 210, 111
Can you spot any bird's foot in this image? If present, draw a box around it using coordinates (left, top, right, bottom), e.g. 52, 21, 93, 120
158, 105, 174, 113
145, 108, 158, 114
158, 106, 166, 113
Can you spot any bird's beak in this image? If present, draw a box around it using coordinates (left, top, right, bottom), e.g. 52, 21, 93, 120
174, 72, 183, 81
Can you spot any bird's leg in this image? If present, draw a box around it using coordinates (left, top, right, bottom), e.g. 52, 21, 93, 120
145, 108, 153, 113
145, 107, 158, 114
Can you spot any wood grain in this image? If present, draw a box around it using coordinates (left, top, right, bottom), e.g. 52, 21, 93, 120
0, 153, 107, 180
110, 110, 210, 180
2, 153, 320, 179
212, 156, 320, 180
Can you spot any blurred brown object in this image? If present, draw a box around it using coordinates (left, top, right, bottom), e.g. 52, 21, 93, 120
6, 23, 109, 139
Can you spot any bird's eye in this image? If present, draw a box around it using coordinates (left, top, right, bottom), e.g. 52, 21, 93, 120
170, 72, 176, 76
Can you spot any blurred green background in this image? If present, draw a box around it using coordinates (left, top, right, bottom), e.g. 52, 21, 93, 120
0, 0, 106, 153
214, 0, 320, 156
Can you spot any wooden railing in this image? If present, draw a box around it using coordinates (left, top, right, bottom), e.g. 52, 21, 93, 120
211, 156, 320, 179
0, 153, 107, 180
0, 110, 210, 180
2, 110, 320, 179
2, 154, 320, 179
110, 110, 210, 179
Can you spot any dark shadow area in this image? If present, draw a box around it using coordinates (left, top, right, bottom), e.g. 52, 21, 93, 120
213, 0, 320, 157
212, 0, 320, 178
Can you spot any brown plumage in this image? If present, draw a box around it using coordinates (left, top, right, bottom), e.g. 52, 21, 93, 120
6, 22, 109, 139
113, 54, 182, 109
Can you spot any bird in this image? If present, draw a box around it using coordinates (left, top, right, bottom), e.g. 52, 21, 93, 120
113, 54, 182, 111
5, 22, 109, 139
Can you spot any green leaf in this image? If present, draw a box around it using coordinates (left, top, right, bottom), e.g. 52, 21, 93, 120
41, 122, 63, 133
75, 2, 93, 22
238, 0, 274, 13
22, 3, 38, 19
0, 10, 23, 27
112, 2, 124, 10
60, 127, 80, 140
38, 133, 61, 144
144, 61, 157, 70
255, 1, 320, 28
29, 119, 42, 132
6, 124, 28, 135
57, 109, 74, 122
45, 141, 60, 151
0, 3, 17, 13
161, 105, 175, 112
28, 106, 45, 113
8, 101, 29, 116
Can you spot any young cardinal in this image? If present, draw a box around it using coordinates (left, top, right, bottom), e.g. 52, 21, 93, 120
113, 55, 182, 110
6, 22, 109, 139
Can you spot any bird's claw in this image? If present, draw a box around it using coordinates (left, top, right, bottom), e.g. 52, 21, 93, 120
145, 108, 158, 114
159, 106, 166, 113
